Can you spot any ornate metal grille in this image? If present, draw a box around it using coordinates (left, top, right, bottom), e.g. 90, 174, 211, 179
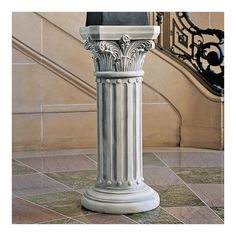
156, 12, 224, 96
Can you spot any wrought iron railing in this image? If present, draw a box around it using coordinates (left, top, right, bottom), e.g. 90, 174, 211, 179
155, 12, 224, 96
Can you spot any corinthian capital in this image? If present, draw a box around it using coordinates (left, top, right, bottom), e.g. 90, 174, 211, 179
85, 34, 155, 72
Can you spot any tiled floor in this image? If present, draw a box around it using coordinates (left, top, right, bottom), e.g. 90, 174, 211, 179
12, 148, 224, 224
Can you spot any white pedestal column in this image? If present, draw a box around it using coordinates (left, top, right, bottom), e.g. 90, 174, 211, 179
80, 26, 160, 214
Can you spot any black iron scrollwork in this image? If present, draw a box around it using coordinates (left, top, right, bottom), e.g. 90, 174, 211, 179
157, 12, 224, 95
156, 12, 164, 25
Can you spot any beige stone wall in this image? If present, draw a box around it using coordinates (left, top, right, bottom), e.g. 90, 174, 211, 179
12, 12, 224, 151
189, 12, 224, 30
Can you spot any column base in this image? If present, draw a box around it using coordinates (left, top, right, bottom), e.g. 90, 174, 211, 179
81, 183, 160, 214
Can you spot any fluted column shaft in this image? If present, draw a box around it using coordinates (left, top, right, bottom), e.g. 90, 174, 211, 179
96, 76, 143, 189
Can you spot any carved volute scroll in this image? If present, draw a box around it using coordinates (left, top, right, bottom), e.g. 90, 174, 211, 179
85, 35, 155, 72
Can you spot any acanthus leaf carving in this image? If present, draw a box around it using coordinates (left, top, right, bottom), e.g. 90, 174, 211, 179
85, 35, 154, 72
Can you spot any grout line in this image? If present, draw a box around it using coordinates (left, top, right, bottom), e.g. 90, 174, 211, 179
35, 12, 84, 46
69, 212, 102, 221
209, 13, 212, 29
12, 148, 221, 159
25, 192, 98, 224
13, 172, 37, 177
159, 206, 185, 224
36, 216, 85, 224
13, 159, 79, 194
122, 214, 140, 224
12, 168, 97, 176
12, 180, 72, 199
153, 152, 224, 223
62, 218, 85, 224
40, 18, 43, 60
12, 62, 37, 65
13, 111, 96, 115
71, 212, 101, 217
13, 156, 97, 175
42, 103, 96, 107
46, 169, 95, 175
13, 161, 99, 223
77, 189, 87, 195
143, 81, 183, 124
163, 206, 209, 224
15, 169, 97, 176
13, 149, 97, 159
142, 102, 169, 105
12, 158, 36, 175
13, 190, 71, 199
35, 216, 69, 224
14, 195, 79, 223
12, 154, 97, 176
40, 105, 44, 148
152, 149, 223, 153
84, 154, 98, 165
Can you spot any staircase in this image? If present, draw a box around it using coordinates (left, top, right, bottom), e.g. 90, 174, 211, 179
12, 12, 224, 151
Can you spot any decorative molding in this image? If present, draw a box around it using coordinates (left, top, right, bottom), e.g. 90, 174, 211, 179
12, 37, 97, 100
85, 35, 155, 72
12, 104, 97, 115
96, 77, 143, 84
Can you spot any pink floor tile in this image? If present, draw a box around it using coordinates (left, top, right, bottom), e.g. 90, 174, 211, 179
156, 152, 224, 167
13, 173, 71, 197
144, 166, 183, 185
12, 198, 63, 224
18, 154, 97, 173
188, 184, 224, 207
164, 206, 223, 224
